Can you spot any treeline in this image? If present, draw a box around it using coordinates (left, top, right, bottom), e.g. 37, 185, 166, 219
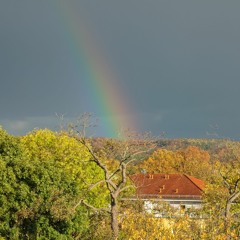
0, 127, 239, 239
157, 138, 240, 156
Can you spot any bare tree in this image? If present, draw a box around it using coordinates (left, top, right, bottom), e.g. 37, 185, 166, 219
68, 114, 157, 239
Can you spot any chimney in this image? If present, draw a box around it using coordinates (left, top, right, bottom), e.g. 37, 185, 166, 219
148, 174, 154, 179
165, 175, 169, 179
162, 185, 165, 190
175, 189, 178, 193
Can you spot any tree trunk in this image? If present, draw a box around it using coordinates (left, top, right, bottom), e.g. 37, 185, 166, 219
111, 196, 119, 240
224, 200, 231, 233
225, 200, 231, 219
224, 191, 240, 234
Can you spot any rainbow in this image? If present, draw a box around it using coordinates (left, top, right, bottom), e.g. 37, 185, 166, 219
54, 1, 137, 138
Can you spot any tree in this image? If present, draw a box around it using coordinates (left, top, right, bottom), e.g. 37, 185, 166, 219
0, 127, 24, 239
219, 161, 240, 235
203, 159, 240, 239
0, 128, 110, 239
68, 116, 157, 239
138, 148, 183, 174
21, 129, 111, 237
177, 146, 211, 180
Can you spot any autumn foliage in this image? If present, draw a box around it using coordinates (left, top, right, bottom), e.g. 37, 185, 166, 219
0, 126, 239, 239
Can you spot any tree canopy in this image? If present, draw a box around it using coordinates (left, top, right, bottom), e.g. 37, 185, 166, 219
0, 126, 239, 239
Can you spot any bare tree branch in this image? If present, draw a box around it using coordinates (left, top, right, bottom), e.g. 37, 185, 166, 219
73, 199, 110, 213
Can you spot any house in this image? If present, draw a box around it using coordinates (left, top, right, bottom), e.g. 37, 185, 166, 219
129, 173, 205, 217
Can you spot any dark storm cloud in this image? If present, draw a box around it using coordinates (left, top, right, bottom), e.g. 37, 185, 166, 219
0, 1, 86, 118
80, 0, 240, 139
1, 0, 240, 139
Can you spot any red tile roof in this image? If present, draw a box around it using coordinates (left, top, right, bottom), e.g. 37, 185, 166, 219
130, 173, 204, 199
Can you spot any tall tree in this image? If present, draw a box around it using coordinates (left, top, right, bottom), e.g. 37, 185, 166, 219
0, 128, 110, 239
68, 115, 157, 239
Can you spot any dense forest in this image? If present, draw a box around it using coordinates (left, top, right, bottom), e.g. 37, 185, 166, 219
0, 125, 239, 239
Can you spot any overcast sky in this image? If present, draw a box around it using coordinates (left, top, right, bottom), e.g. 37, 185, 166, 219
1, 0, 240, 139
